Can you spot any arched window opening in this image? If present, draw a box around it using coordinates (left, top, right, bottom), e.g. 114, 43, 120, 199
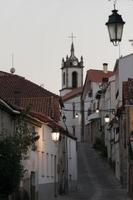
63, 72, 66, 85
72, 71, 78, 88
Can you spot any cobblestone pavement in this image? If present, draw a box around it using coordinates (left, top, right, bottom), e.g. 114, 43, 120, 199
55, 143, 131, 200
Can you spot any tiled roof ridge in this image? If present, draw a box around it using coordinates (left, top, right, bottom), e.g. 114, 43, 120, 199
0, 71, 25, 78
88, 68, 113, 73
30, 111, 64, 130
6, 96, 58, 100
30, 111, 53, 122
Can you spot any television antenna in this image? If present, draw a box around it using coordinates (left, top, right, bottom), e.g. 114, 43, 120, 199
10, 53, 16, 74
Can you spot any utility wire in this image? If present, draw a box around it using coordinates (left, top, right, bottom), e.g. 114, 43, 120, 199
61, 108, 115, 113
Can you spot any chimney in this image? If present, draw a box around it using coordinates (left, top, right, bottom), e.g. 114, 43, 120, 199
103, 63, 108, 74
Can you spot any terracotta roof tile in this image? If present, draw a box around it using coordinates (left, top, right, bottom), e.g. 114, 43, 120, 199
86, 69, 113, 82
62, 87, 83, 101
0, 74, 58, 98
30, 111, 64, 131
0, 73, 60, 121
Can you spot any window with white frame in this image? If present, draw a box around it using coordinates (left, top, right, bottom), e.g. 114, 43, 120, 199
72, 125, 75, 136
41, 151, 45, 177
51, 154, 53, 178
46, 153, 49, 177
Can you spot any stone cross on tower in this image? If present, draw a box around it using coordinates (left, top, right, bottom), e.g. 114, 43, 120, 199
68, 33, 76, 43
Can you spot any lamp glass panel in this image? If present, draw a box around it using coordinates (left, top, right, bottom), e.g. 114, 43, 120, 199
105, 115, 110, 123
108, 24, 116, 41
51, 132, 60, 142
116, 23, 123, 41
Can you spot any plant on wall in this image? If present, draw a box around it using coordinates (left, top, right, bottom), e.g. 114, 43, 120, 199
0, 113, 39, 200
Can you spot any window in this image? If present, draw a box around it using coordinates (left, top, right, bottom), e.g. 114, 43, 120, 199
54, 155, 57, 180
72, 71, 78, 88
93, 102, 96, 111
46, 153, 49, 177
72, 102, 75, 118
72, 125, 75, 136
63, 72, 66, 85
88, 89, 92, 97
51, 154, 53, 178
116, 90, 119, 99
41, 152, 45, 177
87, 109, 91, 116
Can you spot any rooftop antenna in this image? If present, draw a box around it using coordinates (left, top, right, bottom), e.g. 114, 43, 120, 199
10, 52, 16, 74
12, 53, 14, 67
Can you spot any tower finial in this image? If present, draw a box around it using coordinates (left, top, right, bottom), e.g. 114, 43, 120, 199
68, 33, 76, 57
12, 53, 14, 68
71, 42, 74, 55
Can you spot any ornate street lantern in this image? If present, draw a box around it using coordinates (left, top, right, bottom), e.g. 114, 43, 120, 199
104, 114, 110, 123
75, 113, 79, 118
96, 108, 100, 113
106, 7, 125, 46
51, 131, 60, 143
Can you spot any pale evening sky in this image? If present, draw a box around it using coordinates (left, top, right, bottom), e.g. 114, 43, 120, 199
0, 0, 133, 94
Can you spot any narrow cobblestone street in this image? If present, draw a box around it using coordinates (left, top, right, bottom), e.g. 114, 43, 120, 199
56, 143, 131, 200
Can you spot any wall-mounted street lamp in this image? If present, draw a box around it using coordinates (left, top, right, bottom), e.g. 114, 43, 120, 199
51, 130, 60, 198
75, 113, 79, 118
51, 131, 60, 143
62, 114, 66, 122
96, 108, 100, 113
104, 114, 110, 123
106, 6, 125, 46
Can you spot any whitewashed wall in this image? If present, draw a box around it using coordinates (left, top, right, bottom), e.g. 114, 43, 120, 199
67, 137, 77, 187
117, 54, 133, 106
63, 95, 81, 141
23, 123, 59, 200
38, 124, 58, 184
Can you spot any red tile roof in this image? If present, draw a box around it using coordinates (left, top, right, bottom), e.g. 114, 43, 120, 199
0, 73, 58, 98
86, 69, 113, 82
62, 87, 83, 101
30, 111, 64, 131
0, 73, 60, 121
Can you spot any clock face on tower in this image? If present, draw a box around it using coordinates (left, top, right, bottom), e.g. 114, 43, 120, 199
73, 61, 78, 66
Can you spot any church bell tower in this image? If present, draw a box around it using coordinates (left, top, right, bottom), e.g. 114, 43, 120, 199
60, 40, 84, 97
